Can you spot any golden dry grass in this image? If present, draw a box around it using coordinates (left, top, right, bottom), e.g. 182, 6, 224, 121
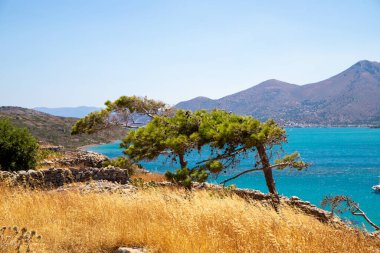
131, 172, 167, 182
1, 186, 380, 253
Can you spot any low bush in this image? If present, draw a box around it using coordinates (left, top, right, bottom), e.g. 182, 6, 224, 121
0, 119, 38, 171
102, 156, 138, 176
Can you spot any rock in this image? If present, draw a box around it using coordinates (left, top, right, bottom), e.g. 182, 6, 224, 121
41, 159, 54, 166
117, 247, 148, 253
53, 150, 108, 168
18, 170, 27, 176
55, 180, 136, 194
154, 181, 341, 225
40, 145, 63, 151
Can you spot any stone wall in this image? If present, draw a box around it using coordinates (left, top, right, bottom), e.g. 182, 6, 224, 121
227, 187, 333, 222
164, 182, 337, 224
0, 166, 129, 188
41, 150, 109, 168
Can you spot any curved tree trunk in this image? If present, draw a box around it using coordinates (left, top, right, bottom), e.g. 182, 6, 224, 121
179, 153, 187, 169
352, 205, 380, 231
257, 144, 278, 196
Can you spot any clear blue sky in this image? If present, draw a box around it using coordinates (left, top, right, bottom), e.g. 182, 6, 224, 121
1, 0, 379, 108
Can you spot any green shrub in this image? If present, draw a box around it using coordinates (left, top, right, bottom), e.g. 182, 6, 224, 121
102, 156, 137, 176
165, 167, 209, 189
0, 119, 38, 171
165, 161, 224, 189
36, 148, 62, 162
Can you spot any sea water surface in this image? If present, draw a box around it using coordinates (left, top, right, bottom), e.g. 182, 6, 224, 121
87, 128, 380, 230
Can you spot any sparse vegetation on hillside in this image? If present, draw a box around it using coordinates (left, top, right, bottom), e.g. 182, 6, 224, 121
0, 106, 127, 149
1, 186, 379, 253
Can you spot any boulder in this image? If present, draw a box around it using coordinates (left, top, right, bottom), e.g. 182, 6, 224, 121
54, 150, 108, 168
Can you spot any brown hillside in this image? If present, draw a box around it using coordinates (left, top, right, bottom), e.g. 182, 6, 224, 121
177, 60, 380, 125
0, 106, 127, 149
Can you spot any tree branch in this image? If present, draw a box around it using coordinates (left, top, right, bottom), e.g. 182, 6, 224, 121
196, 147, 247, 165
219, 162, 297, 186
268, 162, 299, 170
219, 167, 263, 185
141, 108, 154, 118
350, 206, 380, 230
159, 150, 173, 155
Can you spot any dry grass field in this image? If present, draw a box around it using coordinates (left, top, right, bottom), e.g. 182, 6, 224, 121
1, 185, 380, 253
131, 172, 167, 182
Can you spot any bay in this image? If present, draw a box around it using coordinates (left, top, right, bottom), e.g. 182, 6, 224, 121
86, 128, 380, 230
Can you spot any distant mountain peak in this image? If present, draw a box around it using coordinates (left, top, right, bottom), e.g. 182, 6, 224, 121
257, 79, 294, 87
193, 96, 213, 100
351, 60, 380, 74
354, 59, 379, 65
254, 79, 298, 89
265, 78, 283, 82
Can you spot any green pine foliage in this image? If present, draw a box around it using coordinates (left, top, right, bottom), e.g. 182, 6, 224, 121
0, 118, 38, 171
71, 96, 169, 135
122, 109, 308, 191
72, 96, 308, 193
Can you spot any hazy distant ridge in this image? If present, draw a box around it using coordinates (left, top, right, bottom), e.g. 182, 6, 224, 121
34, 106, 101, 118
176, 60, 380, 126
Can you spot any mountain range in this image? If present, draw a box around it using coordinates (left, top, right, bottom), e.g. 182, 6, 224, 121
176, 60, 380, 126
34, 106, 101, 118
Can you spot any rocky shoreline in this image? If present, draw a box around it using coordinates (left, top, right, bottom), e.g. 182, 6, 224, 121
154, 181, 340, 225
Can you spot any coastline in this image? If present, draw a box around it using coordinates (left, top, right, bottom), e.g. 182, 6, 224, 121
78, 139, 121, 151
84, 127, 380, 231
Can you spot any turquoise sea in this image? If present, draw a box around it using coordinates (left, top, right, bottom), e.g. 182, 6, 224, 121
87, 128, 380, 230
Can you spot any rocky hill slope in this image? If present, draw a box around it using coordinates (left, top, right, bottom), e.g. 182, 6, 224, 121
177, 60, 380, 126
0, 106, 127, 148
